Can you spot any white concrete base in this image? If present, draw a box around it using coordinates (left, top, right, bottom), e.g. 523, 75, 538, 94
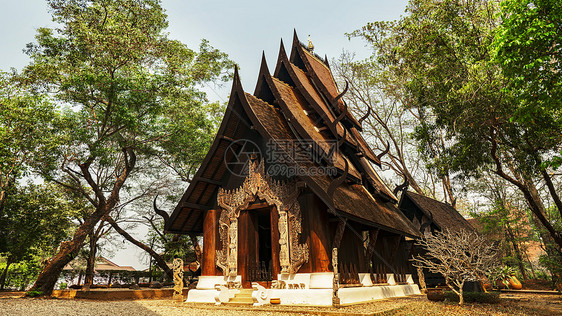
196, 275, 241, 289
269, 289, 333, 305
386, 274, 396, 285
277, 273, 311, 289
337, 284, 421, 305
309, 272, 334, 289
187, 274, 421, 305
185, 289, 218, 303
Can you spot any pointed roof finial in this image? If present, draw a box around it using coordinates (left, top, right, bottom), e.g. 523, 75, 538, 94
307, 35, 314, 53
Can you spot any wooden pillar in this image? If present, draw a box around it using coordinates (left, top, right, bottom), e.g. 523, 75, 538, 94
389, 235, 402, 266
202, 209, 219, 276
270, 206, 281, 278
107, 272, 113, 288
301, 192, 331, 272
367, 229, 379, 271
332, 218, 347, 250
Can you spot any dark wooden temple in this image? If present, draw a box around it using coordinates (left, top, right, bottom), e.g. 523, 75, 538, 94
398, 191, 474, 235
166, 32, 420, 289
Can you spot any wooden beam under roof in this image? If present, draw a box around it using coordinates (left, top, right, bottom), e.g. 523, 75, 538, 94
196, 177, 222, 186
182, 202, 209, 210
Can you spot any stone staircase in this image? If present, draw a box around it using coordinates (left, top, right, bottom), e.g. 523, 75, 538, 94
224, 289, 254, 305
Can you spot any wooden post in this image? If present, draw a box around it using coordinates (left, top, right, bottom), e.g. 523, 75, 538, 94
366, 229, 379, 272
270, 206, 281, 278
202, 209, 219, 276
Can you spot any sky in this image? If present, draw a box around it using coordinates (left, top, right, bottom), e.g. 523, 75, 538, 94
0, 0, 409, 270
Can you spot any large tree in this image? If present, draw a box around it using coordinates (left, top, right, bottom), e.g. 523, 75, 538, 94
22, 0, 232, 294
352, 0, 562, 251
0, 184, 77, 289
0, 73, 60, 213
494, 0, 562, 170
334, 52, 458, 205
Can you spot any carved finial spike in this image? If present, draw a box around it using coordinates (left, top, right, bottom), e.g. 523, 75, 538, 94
376, 141, 390, 161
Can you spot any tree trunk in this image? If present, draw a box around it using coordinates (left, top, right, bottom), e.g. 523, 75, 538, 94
189, 233, 202, 264
0, 258, 13, 290
490, 130, 562, 251
505, 223, 528, 280
84, 232, 97, 287
492, 170, 562, 251
29, 206, 110, 295
105, 216, 173, 280
30, 148, 135, 296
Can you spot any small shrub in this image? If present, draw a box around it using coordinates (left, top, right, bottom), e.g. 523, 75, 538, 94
26, 290, 43, 297
444, 291, 500, 304
59, 282, 67, 290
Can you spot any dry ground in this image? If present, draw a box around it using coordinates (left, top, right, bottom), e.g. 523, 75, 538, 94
0, 292, 560, 315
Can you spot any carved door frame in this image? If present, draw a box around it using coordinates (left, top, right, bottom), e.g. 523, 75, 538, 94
215, 160, 308, 277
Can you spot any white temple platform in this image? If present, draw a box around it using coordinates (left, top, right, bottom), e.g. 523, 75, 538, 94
186, 273, 421, 306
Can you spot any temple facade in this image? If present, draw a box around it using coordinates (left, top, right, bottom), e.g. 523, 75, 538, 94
166, 32, 421, 305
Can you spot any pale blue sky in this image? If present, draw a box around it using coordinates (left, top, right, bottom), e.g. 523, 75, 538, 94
0, 0, 408, 269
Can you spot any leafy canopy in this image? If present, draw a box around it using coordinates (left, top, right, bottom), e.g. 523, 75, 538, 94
20, 0, 233, 203
494, 0, 562, 169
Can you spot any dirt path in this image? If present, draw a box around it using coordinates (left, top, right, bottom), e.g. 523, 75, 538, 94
0, 292, 560, 315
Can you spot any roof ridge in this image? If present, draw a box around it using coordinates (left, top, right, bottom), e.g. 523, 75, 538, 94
246, 92, 276, 109
408, 191, 454, 208
271, 76, 292, 89
300, 43, 331, 70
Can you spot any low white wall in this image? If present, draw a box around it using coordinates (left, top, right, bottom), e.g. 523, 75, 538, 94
277, 273, 311, 289
196, 275, 241, 290
337, 284, 421, 305
308, 272, 333, 289
269, 289, 333, 305
185, 289, 218, 303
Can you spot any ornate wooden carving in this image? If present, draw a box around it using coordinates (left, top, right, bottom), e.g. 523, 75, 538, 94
172, 258, 183, 301
332, 218, 347, 249
366, 229, 379, 261
215, 159, 309, 276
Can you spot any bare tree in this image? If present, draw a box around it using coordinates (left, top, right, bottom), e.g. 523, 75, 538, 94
412, 229, 499, 305
334, 52, 458, 205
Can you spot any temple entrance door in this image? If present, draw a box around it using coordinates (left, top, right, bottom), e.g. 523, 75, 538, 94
238, 206, 275, 288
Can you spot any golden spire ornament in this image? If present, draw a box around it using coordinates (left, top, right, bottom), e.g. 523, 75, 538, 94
307, 35, 314, 53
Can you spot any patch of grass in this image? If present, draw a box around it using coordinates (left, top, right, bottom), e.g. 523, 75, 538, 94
25, 289, 43, 297
444, 291, 500, 304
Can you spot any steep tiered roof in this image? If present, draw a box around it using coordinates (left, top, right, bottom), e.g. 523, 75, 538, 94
166, 32, 419, 238
399, 191, 474, 233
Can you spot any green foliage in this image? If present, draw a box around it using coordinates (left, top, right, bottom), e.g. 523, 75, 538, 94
539, 245, 562, 284
470, 195, 536, 278
19, 0, 234, 199
9, 1, 233, 293
444, 291, 500, 304
494, 0, 562, 169
1, 259, 43, 291
25, 289, 43, 297
0, 183, 77, 262
59, 282, 67, 290
351, 0, 562, 252
0, 72, 62, 210
489, 266, 515, 288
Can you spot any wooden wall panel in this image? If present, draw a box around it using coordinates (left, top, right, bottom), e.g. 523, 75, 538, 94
300, 192, 331, 272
